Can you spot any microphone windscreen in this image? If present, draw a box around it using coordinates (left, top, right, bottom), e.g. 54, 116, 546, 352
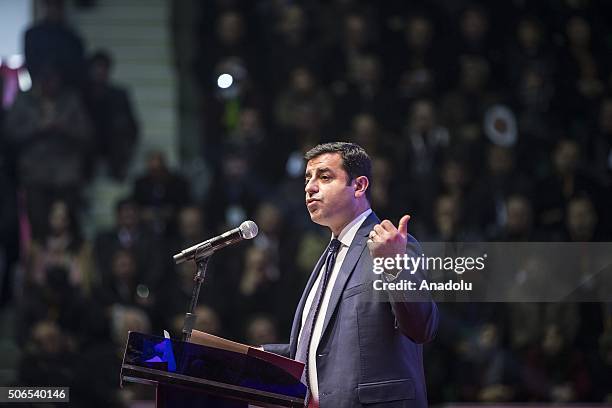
240, 220, 258, 240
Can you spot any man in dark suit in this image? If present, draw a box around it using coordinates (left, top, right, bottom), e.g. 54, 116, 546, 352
264, 142, 439, 407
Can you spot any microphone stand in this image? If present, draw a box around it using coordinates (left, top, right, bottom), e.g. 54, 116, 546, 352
181, 250, 210, 342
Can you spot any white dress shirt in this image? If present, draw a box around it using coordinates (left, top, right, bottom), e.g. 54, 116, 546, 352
298, 208, 372, 401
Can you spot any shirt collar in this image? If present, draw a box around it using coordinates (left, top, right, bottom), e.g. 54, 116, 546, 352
334, 208, 372, 248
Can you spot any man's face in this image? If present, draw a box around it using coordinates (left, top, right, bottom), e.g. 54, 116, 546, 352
305, 153, 356, 230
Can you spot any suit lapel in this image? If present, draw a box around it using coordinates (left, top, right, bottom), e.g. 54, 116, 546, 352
319, 213, 380, 341
289, 245, 328, 358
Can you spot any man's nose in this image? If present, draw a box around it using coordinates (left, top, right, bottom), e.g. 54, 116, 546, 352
305, 179, 318, 194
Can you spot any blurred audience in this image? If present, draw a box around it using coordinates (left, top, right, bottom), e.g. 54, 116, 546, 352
275, 66, 333, 136
97, 249, 152, 310
536, 139, 606, 234
4, 66, 93, 240
132, 151, 192, 236
24, 0, 85, 88
26, 200, 94, 295
94, 197, 164, 290
245, 314, 279, 346
523, 323, 590, 402
4, 1, 612, 404
169, 305, 222, 339
83, 50, 139, 181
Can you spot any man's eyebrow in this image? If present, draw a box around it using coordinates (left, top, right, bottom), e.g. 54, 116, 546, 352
305, 167, 333, 177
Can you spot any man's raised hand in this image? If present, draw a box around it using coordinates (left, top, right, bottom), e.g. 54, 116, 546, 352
367, 215, 411, 260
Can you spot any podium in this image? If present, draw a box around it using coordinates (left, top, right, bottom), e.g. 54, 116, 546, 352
120, 332, 306, 407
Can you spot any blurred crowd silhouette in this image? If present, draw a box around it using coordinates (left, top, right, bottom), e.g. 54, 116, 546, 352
1, 0, 612, 406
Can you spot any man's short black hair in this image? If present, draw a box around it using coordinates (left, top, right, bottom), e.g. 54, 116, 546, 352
304, 142, 372, 200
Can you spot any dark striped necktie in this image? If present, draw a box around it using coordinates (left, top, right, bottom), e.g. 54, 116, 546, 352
295, 238, 342, 406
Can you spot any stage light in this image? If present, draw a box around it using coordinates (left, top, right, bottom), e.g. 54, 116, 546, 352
17, 68, 31, 91
7, 54, 24, 69
217, 73, 233, 89
484, 104, 517, 147
136, 284, 150, 299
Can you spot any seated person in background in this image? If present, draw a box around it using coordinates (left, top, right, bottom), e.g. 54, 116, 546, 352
27, 199, 94, 295
132, 150, 192, 237
94, 197, 164, 290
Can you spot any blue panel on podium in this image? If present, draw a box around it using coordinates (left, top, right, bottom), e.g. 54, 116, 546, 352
121, 332, 306, 408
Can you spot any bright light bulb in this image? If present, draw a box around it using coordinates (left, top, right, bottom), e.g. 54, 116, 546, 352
7, 54, 24, 69
18, 69, 32, 92
217, 73, 233, 89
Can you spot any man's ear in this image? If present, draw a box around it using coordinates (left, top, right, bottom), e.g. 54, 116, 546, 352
353, 176, 369, 198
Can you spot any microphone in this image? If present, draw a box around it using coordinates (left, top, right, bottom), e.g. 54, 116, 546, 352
173, 220, 258, 264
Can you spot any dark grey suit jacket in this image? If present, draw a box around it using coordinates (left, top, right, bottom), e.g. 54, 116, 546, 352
265, 213, 439, 407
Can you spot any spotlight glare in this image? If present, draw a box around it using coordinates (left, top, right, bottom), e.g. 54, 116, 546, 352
217, 73, 233, 89
136, 284, 150, 298
7, 54, 24, 69
18, 69, 32, 92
